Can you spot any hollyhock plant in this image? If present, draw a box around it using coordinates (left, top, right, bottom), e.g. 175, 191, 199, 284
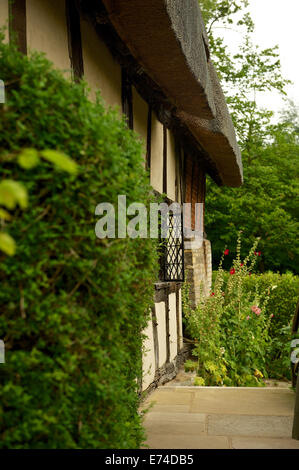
251, 305, 261, 316
183, 231, 275, 387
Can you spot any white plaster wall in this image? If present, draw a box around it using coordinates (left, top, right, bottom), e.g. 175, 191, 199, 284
0, 0, 9, 43
155, 301, 167, 368
142, 317, 155, 390
178, 288, 183, 350
132, 86, 148, 148
167, 129, 176, 201
150, 113, 163, 193
26, 0, 70, 75
168, 292, 177, 361
80, 17, 121, 109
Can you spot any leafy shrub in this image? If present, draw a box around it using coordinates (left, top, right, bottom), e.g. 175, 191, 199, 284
214, 270, 299, 379
184, 234, 275, 386
242, 272, 298, 379
242, 272, 298, 337
0, 35, 158, 448
0, 148, 78, 255
183, 359, 198, 373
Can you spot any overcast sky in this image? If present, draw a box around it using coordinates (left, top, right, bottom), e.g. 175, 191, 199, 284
220, 0, 299, 119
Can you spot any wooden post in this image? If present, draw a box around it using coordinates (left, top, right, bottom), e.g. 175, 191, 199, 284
146, 106, 152, 171
66, 0, 84, 82
163, 125, 167, 195
9, 0, 27, 55
292, 373, 299, 440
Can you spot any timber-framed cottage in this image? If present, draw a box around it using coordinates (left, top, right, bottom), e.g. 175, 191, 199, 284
0, 0, 243, 391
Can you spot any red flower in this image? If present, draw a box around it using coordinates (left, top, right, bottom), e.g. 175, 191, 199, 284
240, 263, 244, 267
258, 251, 261, 256
230, 268, 235, 275
211, 292, 215, 296
254, 251, 257, 256
224, 249, 229, 256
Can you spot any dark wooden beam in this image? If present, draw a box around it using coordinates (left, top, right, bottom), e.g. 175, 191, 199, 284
165, 288, 170, 364
121, 68, 133, 130
154, 281, 181, 302
66, 0, 84, 82
182, 150, 187, 204
176, 285, 181, 354
163, 124, 167, 195
176, 141, 184, 204
146, 106, 152, 171
191, 159, 195, 229
9, 0, 27, 55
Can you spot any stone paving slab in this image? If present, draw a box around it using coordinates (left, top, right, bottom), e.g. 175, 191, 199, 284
189, 388, 295, 416
143, 404, 191, 414
147, 390, 193, 405
207, 414, 293, 438
145, 419, 206, 436
231, 437, 299, 449
146, 412, 206, 423
144, 433, 230, 450
142, 386, 299, 449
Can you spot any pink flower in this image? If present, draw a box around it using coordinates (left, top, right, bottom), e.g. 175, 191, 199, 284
246, 315, 250, 320
270, 314, 274, 318
251, 305, 261, 316
224, 249, 229, 256
230, 268, 235, 275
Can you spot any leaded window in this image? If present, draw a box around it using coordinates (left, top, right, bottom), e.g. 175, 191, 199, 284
160, 210, 184, 282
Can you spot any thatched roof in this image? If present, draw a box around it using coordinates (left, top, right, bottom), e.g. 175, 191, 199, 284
102, 0, 243, 186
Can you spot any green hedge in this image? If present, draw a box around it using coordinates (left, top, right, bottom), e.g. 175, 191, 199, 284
0, 35, 158, 448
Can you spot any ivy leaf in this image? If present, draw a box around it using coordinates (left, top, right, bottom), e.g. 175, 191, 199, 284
0, 180, 28, 209
0, 232, 16, 256
18, 148, 40, 169
40, 150, 78, 175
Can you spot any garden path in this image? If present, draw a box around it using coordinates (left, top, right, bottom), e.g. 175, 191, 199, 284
142, 385, 299, 449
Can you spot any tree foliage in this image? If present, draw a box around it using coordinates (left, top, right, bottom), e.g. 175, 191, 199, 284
198, 0, 298, 273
